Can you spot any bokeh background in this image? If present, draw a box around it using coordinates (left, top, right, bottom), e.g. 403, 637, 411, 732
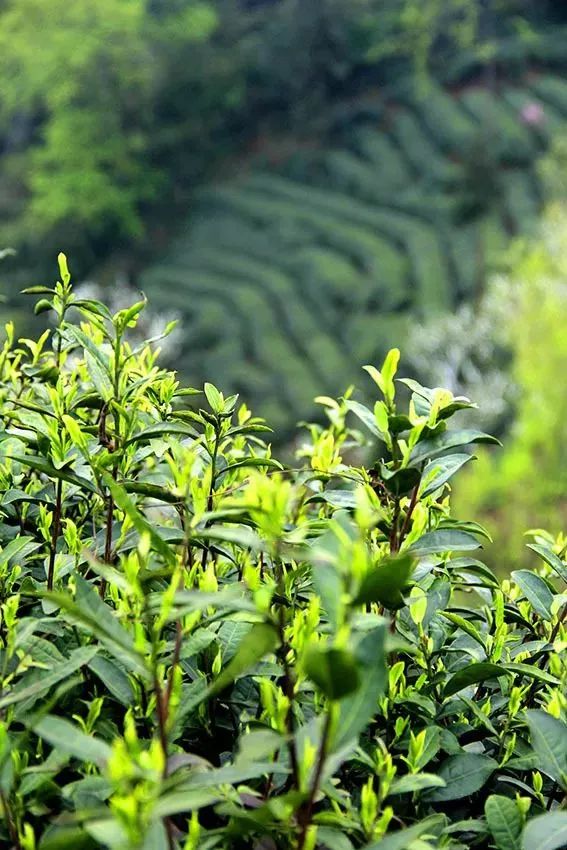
1, 0, 567, 566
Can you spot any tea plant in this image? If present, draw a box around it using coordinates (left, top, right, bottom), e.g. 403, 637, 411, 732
0, 255, 565, 850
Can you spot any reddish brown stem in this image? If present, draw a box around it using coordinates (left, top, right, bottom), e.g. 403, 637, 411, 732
47, 477, 63, 591
297, 709, 333, 849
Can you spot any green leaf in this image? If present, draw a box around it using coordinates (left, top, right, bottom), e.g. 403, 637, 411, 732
336, 626, 386, 747
37, 826, 97, 849
204, 382, 223, 413
42, 578, 148, 678
65, 326, 111, 381
123, 480, 182, 504
84, 350, 113, 402
526, 544, 567, 583
388, 773, 446, 795
363, 816, 444, 849
485, 795, 523, 850
0, 646, 98, 710
380, 464, 421, 497
214, 456, 284, 480
511, 571, 554, 620
123, 421, 198, 447
345, 400, 383, 437
521, 813, 567, 850
0, 536, 41, 569
9, 455, 97, 493
354, 554, 414, 610
409, 529, 481, 555
104, 474, 176, 566
31, 715, 111, 768
426, 753, 497, 801
88, 655, 134, 706
526, 710, 567, 788
440, 611, 486, 649
304, 645, 360, 701
444, 663, 510, 697
209, 622, 279, 696
505, 663, 560, 686
420, 453, 474, 498
410, 429, 500, 465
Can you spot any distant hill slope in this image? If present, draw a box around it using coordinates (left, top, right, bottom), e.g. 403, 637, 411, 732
142, 73, 567, 433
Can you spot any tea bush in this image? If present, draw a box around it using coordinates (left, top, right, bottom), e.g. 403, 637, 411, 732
0, 255, 566, 850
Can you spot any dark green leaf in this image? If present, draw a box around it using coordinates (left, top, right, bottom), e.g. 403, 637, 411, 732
336, 626, 386, 747
511, 571, 554, 620
304, 645, 360, 701
420, 453, 474, 498
526, 710, 567, 788
410, 429, 500, 465
9, 455, 97, 493
0, 646, 98, 710
123, 421, 198, 447
354, 554, 414, 610
363, 816, 444, 849
521, 813, 567, 850
209, 623, 279, 696
31, 715, 111, 767
444, 663, 509, 697
485, 794, 523, 850
526, 544, 567, 583
410, 529, 481, 555
426, 754, 497, 801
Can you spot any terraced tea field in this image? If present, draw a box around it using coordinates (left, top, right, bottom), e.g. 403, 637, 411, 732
142, 74, 567, 434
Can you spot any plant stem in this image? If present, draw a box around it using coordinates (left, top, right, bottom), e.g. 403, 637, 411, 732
165, 619, 183, 712
297, 707, 334, 850
47, 477, 63, 590
277, 606, 300, 791
397, 481, 421, 550
389, 498, 400, 553
0, 790, 21, 850
550, 602, 567, 644
200, 425, 220, 570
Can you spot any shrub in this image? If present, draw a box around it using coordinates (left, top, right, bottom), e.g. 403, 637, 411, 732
0, 255, 565, 850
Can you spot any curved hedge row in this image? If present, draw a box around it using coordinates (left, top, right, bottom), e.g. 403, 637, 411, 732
142, 74, 566, 434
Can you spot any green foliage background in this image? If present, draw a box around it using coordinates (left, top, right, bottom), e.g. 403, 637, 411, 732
2, 0, 567, 560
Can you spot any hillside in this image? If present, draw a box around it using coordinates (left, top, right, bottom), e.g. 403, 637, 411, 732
142, 72, 566, 432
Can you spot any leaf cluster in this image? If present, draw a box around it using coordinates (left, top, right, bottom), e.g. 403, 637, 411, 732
0, 257, 565, 849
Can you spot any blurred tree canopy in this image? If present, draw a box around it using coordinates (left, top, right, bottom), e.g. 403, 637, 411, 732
0, 0, 548, 272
